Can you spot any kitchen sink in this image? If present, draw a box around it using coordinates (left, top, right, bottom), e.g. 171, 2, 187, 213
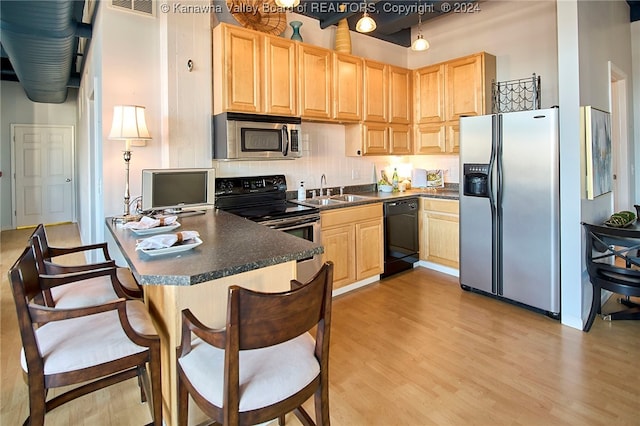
330, 194, 374, 202
294, 193, 375, 208
301, 198, 344, 206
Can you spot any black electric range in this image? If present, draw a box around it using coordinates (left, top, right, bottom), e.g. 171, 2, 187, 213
214, 175, 318, 224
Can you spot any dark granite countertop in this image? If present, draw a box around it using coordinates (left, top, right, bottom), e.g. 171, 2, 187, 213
106, 209, 323, 286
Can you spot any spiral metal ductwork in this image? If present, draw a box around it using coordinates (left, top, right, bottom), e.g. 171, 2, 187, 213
0, 0, 90, 104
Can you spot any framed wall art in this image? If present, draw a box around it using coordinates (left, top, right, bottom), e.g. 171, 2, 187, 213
583, 106, 612, 200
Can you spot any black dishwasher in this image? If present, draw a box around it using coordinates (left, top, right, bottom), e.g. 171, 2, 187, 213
382, 198, 419, 278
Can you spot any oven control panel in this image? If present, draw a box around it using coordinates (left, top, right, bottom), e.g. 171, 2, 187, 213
216, 175, 286, 196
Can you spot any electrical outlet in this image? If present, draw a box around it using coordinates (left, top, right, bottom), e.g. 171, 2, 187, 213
352, 169, 360, 180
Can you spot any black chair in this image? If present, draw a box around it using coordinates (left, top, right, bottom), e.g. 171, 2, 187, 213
582, 222, 640, 332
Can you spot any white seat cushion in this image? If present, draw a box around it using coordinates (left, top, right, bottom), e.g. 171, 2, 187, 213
21, 300, 156, 375
178, 333, 320, 412
116, 267, 140, 292
51, 275, 120, 309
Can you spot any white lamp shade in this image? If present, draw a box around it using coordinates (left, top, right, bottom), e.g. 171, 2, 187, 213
411, 34, 430, 51
356, 14, 376, 33
109, 105, 151, 140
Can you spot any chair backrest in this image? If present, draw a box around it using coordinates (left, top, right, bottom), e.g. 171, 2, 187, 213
28, 234, 58, 307
29, 224, 51, 260
582, 222, 640, 284
8, 246, 45, 373
227, 261, 334, 351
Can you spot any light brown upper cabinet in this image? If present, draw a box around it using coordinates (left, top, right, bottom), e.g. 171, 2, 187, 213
298, 44, 333, 120
213, 24, 262, 114
263, 36, 297, 116
389, 124, 413, 155
446, 54, 489, 120
363, 60, 388, 123
415, 64, 445, 124
333, 53, 363, 122
348, 62, 413, 156
388, 66, 413, 124
414, 52, 495, 155
345, 122, 388, 156
213, 24, 297, 116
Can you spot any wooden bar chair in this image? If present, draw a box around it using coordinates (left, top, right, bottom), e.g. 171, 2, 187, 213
582, 222, 640, 331
8, 246, 162, 426
29, 224, 142, 308
177, 262, 334, 426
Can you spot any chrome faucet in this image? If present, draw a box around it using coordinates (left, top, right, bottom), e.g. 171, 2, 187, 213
320, 174, 327, 197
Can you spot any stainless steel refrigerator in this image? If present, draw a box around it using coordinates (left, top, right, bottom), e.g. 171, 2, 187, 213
459, 108, 560, 318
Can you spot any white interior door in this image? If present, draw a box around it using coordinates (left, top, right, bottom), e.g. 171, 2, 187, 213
12, 124, 75, 227
609, 63, 630, 212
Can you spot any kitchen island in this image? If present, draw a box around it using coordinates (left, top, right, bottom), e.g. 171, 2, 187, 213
106, 209, 323, 425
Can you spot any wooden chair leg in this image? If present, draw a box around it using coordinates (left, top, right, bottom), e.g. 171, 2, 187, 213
177, 373, 189, 426
137, 366, 147, 403
278, 414, 286, 425
583, 284, 601, 332
315, 384, 330, 426
27, 378, 47, 426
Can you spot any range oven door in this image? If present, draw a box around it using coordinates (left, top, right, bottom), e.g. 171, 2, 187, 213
262, 214, 322, 283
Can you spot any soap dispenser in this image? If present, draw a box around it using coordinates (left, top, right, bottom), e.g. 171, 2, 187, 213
298, 181, 306, 201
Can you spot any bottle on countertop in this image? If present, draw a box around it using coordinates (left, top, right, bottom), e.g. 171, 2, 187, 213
298, 181, 306, 201
392, 168, 399, 190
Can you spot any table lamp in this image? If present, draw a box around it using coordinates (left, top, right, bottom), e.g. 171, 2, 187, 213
108, 105, 151, 222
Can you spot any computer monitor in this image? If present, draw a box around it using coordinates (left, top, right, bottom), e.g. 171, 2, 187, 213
141, 168, 215, 214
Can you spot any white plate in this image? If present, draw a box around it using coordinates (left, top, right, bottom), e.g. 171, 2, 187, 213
140, 237, 202, 256
130, 222, 180, 235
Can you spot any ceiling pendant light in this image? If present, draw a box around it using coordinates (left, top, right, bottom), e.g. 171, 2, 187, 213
275, 0, 300, 8
411, 1, 430, 51
356, 0, 376, 33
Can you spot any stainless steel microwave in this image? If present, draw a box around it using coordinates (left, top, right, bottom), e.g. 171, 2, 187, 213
213, 112, 302, 160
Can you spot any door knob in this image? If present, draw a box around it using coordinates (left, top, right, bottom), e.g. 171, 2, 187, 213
66, 178, 71, 182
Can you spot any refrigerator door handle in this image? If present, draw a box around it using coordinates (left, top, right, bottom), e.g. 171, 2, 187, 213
487, 114, 499, 295
495, 114, 504, 295
487, 115, 497, 209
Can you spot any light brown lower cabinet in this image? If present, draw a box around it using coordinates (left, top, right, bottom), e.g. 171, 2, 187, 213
419, 198, 459, 268
321, 204, 384, 289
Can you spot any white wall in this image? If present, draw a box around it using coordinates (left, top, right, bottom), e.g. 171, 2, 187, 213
578, 0, 636, 319
556, 0, 583, 330
554, 0, 636, 330
160, 3, 213, 169
633, 20, 640, 202
100, 4, 162, 220
0, 81, 77, 230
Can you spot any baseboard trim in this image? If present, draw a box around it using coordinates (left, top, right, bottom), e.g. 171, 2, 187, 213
417, 260, 459, 277
333, 275, 380, 297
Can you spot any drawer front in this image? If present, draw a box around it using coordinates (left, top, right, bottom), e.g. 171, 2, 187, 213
321, 203, 382, 228
420, 198, 459, 214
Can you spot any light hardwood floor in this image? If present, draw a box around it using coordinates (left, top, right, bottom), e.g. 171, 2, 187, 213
1, 224, 639, 425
